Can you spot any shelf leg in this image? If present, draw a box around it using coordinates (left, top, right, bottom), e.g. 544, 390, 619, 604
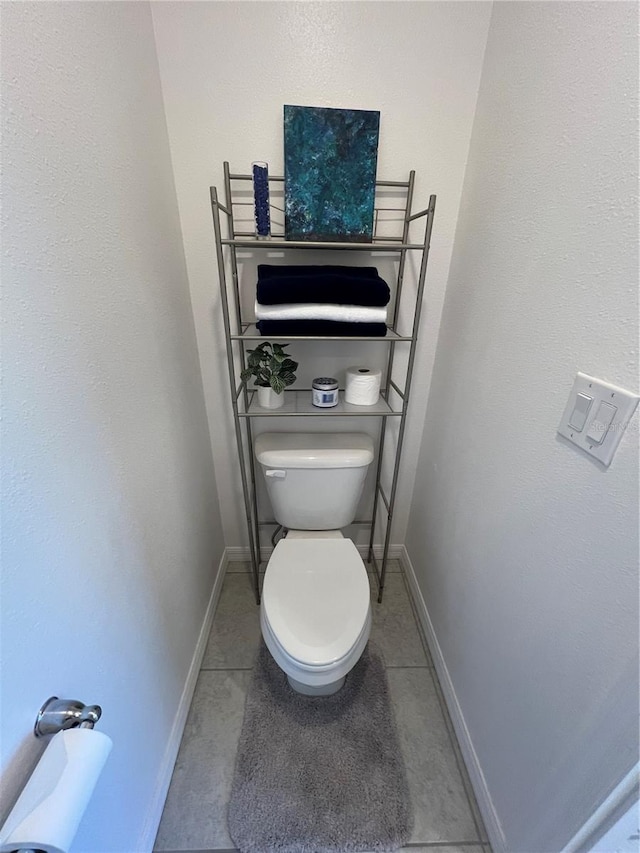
210, 184, 261, 604
368, 418, 387, 569
246, 417, 261, 595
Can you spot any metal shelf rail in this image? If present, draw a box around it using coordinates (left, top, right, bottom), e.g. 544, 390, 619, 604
209, 162, 436, 605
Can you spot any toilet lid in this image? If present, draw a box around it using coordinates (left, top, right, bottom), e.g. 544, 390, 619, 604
263, 538, 370, 667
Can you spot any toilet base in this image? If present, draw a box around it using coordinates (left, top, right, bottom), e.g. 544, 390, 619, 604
288, 675, 345, 696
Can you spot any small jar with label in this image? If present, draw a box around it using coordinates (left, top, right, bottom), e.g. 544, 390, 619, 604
312, 377, 339, 408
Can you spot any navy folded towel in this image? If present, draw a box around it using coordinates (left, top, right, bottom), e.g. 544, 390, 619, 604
256, 320, 387, 337
256, 265, 390, 307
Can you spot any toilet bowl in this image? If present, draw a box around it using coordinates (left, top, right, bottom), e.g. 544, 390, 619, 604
261, 532, 371, 696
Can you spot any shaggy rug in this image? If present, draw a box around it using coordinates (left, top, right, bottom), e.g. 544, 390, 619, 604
227, 642, 413, 853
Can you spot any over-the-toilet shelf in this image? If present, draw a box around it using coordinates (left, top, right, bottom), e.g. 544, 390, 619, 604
209, 162, 436, 605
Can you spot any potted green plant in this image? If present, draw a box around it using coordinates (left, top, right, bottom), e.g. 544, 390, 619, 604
240, 341, 298, 409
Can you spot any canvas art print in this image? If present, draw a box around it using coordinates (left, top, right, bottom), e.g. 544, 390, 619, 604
284, 105, 380, 243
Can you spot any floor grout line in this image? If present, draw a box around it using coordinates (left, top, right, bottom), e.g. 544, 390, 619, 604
156, 843, 486, 853
200, 664, 434, 673
200, 667, 254, 672
155, 848, 239, 853
403, 843, 485, 848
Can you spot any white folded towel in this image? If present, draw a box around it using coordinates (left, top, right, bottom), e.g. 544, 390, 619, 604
254, 300, 387, 324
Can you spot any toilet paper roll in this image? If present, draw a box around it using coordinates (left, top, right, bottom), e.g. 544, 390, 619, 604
345, 366, 382, 406
0, 728, 112, 853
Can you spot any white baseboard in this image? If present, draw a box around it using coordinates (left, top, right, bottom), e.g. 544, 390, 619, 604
138, 548, 229, 851
399, 545, 507, 853
225, 543, 404, 563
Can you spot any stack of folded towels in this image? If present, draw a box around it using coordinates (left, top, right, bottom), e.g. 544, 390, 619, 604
255, 264, 390, 337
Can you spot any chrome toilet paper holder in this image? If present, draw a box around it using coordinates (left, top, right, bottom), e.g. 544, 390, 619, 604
1, 698, 107, 853
34, 696, 102, 737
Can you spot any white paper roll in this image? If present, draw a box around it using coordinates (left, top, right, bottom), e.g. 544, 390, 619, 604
0, 728, 112, 853
345, 366, 382, 406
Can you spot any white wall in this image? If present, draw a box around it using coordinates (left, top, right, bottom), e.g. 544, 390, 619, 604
405, 3, 639, 851
151, 0, 492, 547
0, 3, 224, 851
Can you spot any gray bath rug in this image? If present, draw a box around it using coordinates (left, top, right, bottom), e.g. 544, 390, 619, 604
227, 642, 413, 853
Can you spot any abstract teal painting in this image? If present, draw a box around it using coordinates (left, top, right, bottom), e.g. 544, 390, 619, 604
284, 105, 380, 243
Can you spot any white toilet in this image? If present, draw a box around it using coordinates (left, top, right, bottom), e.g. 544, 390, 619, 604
255, 432, 374, 696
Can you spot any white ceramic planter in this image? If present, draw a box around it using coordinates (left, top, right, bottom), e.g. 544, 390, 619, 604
256, 386, 284, 409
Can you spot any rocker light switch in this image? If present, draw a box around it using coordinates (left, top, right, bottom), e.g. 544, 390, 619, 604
585, 401, 617, 444
569, 393, 593, 431
558, 373, 640, 466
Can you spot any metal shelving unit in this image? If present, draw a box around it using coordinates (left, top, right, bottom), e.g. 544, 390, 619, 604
210, 162, 436, 605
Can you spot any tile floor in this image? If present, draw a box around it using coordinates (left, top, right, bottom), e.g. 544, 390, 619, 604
154, 561, 490, 853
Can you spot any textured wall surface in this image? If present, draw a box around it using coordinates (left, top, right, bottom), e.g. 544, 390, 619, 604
1, 3, 223, 850
151, 0, 492, 547
406, 3, 639, 851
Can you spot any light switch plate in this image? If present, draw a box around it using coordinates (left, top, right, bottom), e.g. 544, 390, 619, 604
558, 373, 639, 466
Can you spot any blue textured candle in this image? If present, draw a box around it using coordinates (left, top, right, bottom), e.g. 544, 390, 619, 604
252, 162, 271, 238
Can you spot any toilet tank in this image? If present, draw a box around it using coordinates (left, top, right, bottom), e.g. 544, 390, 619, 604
255, 433, 374, 530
